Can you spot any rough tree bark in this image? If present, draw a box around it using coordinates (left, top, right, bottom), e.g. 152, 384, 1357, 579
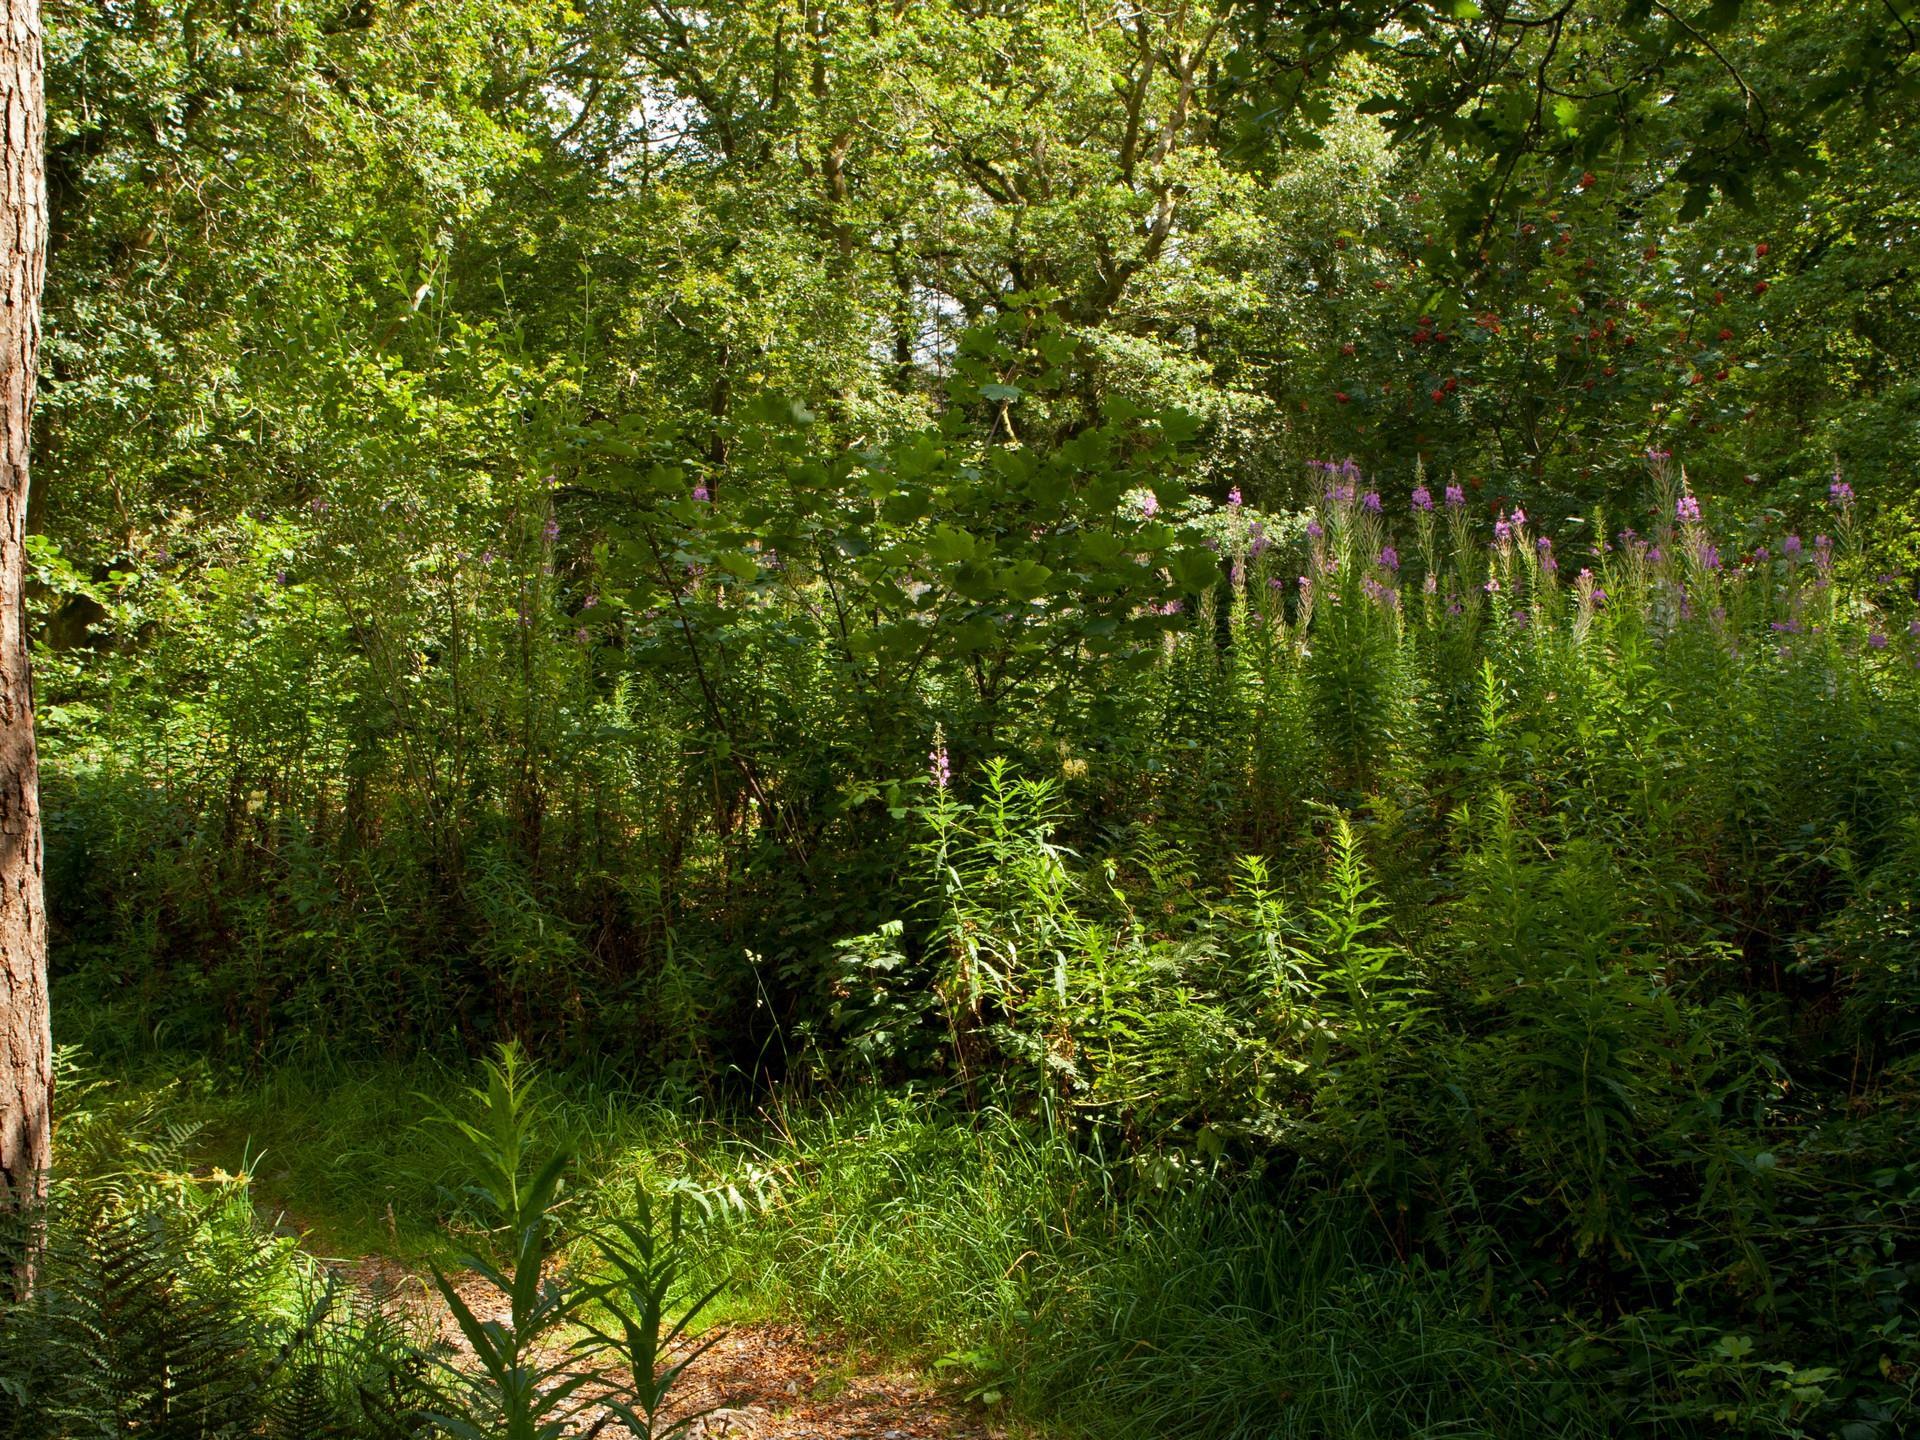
0, 0, 46, 1299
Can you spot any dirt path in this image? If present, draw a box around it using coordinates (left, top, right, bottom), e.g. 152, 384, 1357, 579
340, 1255, 1014, 1440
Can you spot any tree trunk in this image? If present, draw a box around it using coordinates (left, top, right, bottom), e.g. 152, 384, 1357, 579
0, 0, 47, 1300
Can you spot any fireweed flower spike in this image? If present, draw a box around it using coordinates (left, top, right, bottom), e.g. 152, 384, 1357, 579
1227, 487, 1243, 508
1363, 491, 1382, 514
692, 484, 711, 502
1140, 491, 1160, 518
1445, 483, 1466, 508
1783, 534, 1803, 558
1378, 546, 1400, 572
1412, 485, 1433, 512
930, 731, 950, 791
1676, 495, 1702, 524
543, 518, 560, 543
1830, 477, 1854, 508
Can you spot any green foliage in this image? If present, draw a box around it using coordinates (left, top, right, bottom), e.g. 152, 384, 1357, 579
23, 2, 1920, 1436
0, 1057, 432, 1439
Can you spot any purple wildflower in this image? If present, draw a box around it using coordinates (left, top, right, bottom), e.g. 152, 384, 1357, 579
1306, 519, 1325, 541
692, 483, 711, 502
1140, 491, 1160, 518
1509, 508, 1527, 527
1363, 491, 1382, 514
1782, 534, 1803, 558
1494, 519, 1513, 544
1830, 477, 1854, 508
575, 627, 591, 644
1412, 485, 1433, 512
930, 738, 950, 791
1445, 483, 1466, 508
1227, 487, 1243, 508
1378, 546, 1400, 572
1868, 633, 1889, 650
543, 517, 560, 543
1676, 495, 1701, 524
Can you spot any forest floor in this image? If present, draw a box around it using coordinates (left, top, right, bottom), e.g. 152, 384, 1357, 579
338, 1252, 1018, 1440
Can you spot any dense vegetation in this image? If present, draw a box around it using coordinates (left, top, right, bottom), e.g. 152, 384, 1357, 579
5, 0, 1919, 1435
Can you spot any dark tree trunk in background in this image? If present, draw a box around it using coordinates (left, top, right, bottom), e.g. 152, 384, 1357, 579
0, 0, 47, 1299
